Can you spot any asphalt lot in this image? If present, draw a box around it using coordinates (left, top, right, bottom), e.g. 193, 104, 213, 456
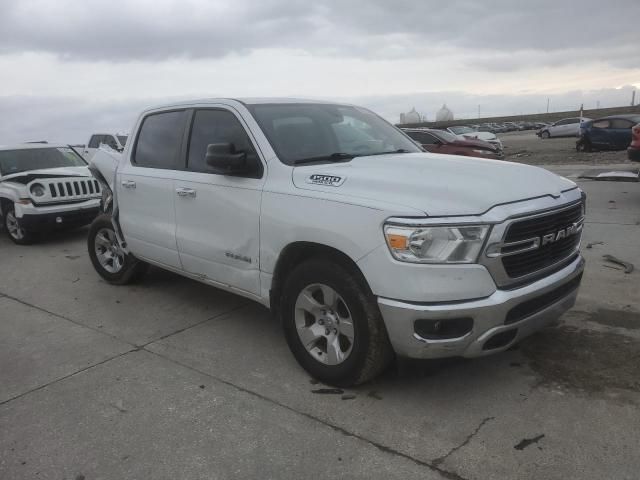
1, 143, 639, 479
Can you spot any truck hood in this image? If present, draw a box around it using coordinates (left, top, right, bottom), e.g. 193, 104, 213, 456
459, 131, 497, 142
0, 166, 90, 184
292, 153, 576, 216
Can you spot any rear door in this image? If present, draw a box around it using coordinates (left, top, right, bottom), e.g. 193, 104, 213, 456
172, 107, 265, 296
117, 110, 188, 269
609, 118, 635, 149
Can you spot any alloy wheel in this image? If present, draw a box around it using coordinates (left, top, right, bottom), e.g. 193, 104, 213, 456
94, 227, 125, 273
5, 211, 25, 240
294, 283, 355, 365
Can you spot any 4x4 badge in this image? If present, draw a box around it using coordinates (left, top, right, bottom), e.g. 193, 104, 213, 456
307, 174, 345, 187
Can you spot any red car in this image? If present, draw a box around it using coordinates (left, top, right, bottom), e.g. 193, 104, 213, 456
628, 123, 640, 162
403, 128, 504, 160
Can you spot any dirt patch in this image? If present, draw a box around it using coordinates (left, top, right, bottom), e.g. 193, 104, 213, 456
587, 308, 640, 330
521, 324, 640, 393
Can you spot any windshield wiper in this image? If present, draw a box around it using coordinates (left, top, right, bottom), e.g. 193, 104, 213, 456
365, 148, 412, 156
293, 152, 355, 165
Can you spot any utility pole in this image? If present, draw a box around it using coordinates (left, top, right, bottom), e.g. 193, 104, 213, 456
596, 100, 600, 109
478, 104, 481, 119
632, 89, 636, 107
546, 98, 550, 113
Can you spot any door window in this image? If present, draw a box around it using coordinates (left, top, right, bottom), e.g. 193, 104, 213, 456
187, 109, 262, 177
405, 131, 438, 144
88, 135, 103, 148
592, 120, 610, 129
609, 119, 634, 129
133, 110, 187, 169
104, 135, 119, 150
554, 119, 569, 126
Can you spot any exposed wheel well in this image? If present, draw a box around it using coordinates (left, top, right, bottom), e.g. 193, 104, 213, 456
0, 198, 13, 217
269, 242, 370, 315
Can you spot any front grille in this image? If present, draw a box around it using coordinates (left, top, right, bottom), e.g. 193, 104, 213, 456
34, 177, 101, 204
502, 203, 583, 278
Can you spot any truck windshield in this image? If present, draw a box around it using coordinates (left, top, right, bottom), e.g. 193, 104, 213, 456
248, 103, 421, 165
0, 147, 86, 176
117, 135, 128, 146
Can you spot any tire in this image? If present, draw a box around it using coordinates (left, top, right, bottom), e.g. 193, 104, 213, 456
87, 214, 148, 285
280, 257, 393, 386
541, 130, 550, 139
3, 204, 35, 245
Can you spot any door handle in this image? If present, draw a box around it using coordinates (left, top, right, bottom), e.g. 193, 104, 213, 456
176, 187, 197, 198
121, 180, 136, 189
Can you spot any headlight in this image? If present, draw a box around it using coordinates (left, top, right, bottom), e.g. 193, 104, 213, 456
472, 149, 493, 155
30, 183, 46, 197
384, 223, 490, 264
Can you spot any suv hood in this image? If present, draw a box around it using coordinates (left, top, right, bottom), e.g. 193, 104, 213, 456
292, 153, 576, 216
0, 166, 90, 184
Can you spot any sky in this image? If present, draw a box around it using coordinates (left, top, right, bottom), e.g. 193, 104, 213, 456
1, 0, 639, 143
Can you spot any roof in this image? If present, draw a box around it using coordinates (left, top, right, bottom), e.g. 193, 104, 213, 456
0, 143, 68, 152
141, 97, 346, 114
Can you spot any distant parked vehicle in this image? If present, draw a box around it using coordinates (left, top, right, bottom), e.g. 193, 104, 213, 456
576, 115, 640, 152
403, 128, 504, 160
537, 117, 590, 139
83, 133, 128, 161
440, 125, 503, 152
627, 122, 640, 162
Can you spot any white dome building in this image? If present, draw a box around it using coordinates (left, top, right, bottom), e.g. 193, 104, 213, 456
400, 107, 423, 124
435, 104, 454, 122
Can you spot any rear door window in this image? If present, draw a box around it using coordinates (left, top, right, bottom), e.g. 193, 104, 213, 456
133, 110, 187, 169
610, 119, 634, 129
592, 120, 610, 129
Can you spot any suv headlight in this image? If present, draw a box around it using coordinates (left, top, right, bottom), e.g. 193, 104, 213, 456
30, 183, 46, 197
384, 223, 490, 264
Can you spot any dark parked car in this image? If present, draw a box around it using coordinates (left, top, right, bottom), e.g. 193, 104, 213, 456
577, 114, 640, 152
403, 128, 503, 160
628, 122, 640, 162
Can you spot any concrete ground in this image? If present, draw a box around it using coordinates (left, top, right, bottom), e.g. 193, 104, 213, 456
1, 157, 639, 479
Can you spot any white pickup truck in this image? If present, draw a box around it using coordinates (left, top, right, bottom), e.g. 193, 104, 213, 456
83, 133, 128, 161
87, 98, 585, 386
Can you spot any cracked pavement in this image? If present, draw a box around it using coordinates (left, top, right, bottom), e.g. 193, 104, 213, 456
1, 162, 639, 479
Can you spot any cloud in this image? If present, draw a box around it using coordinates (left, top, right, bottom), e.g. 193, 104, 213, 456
0, 0, 637, 71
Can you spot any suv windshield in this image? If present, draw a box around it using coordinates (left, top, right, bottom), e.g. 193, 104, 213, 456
449, 126, 475, 135
248, 103, 421, 165
0, 147, 86, 176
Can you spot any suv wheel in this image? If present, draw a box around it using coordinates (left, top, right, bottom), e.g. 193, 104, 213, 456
541, 130, 550, 139
280, 258, 393, 386
88, 214, 148, 285
3, 205, 34, 245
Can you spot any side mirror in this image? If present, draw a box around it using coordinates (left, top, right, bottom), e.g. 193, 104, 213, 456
205, 143, 247, 174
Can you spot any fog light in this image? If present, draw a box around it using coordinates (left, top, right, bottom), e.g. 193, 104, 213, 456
414, 317, 473, 340
56, 217, 63, 224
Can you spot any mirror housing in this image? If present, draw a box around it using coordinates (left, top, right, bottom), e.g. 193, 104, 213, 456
205, 143, 248, 174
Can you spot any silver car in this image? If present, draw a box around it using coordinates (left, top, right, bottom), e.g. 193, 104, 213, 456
538, 117, 591, 139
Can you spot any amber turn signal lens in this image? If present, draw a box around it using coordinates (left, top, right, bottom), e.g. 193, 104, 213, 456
386, 234, 408, 250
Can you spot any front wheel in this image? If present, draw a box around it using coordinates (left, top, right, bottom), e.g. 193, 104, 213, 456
3, 205, 35, 245
541, 130, 550, 139
280, 258, 393, 386
88, 214, 148, 285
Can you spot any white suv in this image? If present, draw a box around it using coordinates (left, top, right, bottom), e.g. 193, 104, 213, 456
0, 144, 102, 244
538, 117, 591, 138
88, 98, 585, 386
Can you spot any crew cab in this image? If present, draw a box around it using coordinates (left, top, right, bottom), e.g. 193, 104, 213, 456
87, 98, 585, 386
0, 144, 102, 244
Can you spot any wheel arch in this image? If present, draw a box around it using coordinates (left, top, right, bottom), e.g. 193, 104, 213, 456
269, 241, 372, 315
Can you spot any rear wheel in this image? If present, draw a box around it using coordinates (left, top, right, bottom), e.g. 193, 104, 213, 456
88, 214, 148, 285
280, 258, 393, 386
3, 205, 34, 245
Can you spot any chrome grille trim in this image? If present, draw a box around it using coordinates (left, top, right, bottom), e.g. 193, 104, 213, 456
28, 177, 101, 205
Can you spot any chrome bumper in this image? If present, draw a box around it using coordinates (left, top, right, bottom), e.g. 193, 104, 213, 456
378, 255, 584, 359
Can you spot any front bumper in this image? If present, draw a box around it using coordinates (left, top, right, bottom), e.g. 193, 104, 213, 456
378, 255, 584, 359
18, 205, 100, 232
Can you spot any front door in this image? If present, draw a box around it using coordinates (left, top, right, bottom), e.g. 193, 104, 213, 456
172, 108, 265, 296
117, 109, 188, 269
